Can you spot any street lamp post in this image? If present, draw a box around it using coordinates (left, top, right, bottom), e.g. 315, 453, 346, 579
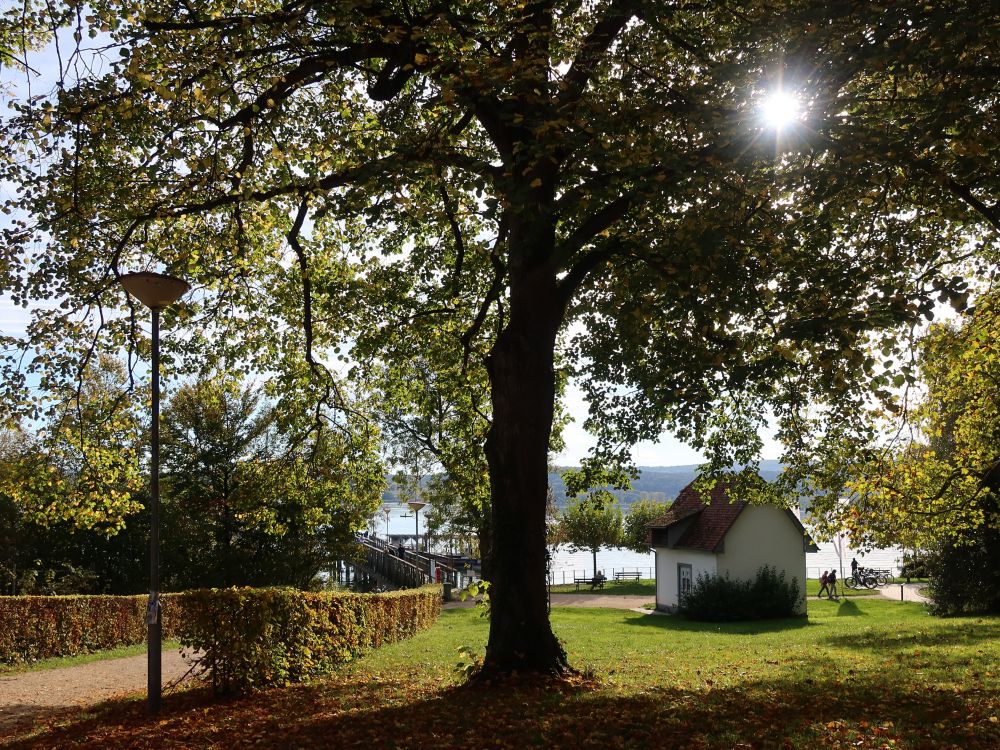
407, 501, 426, 552
382, 506, 391, 542
119, 271, 190, 715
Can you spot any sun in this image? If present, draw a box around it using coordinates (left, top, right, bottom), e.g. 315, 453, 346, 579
761, 91, 801, 130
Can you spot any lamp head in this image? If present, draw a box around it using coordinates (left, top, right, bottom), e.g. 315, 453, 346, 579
120, 271, 190, 310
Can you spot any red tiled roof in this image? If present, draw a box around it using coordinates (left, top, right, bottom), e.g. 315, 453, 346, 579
647, 480, 745, 553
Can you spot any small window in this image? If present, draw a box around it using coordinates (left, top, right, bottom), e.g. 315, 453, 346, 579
678, 563, 693, 601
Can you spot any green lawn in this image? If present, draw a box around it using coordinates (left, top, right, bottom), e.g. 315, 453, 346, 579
9, 599, 999, 749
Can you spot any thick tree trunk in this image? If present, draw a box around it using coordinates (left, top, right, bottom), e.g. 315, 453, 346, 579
481, 256, 570, 676
476, 515, 493, 582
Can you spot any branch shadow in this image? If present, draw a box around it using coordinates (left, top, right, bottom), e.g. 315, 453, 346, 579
12, 666, 994, 750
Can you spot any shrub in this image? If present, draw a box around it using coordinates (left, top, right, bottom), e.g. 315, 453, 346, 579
926, 526, 1000, 616
0, 593, 187, 666
678, 566, 802, 621
177, 586, 441, 694
900, 553, 931, 580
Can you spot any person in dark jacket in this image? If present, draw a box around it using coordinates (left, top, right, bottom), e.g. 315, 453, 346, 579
818, 570, 830, 598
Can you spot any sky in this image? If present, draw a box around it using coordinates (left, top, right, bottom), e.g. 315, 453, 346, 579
555, 380, 781, 467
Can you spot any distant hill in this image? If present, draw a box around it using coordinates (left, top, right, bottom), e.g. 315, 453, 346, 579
548, 459, 784, 509
381, 460, 784, 508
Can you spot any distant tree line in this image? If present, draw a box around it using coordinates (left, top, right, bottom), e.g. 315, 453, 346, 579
0, 365, 381, 595
551, 468, 672, 576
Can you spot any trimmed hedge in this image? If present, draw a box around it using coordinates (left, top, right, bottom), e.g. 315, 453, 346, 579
177, 586, 441, 694
0, 594, 187, 666
1, 587, 441, 684
679, 565, 803, 621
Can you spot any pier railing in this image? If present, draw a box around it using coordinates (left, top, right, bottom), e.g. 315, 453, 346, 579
356, 538, 429, 589
359, 536, 474, 589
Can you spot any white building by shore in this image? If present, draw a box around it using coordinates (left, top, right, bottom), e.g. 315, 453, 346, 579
805, 535, 905, 581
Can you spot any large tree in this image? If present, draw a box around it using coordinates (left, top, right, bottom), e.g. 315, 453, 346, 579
0, 356, 144, 531
813, 290, 1000, 615
372, 311, 568, 575
815, 290, 1000, 549
2, 1, 998, 675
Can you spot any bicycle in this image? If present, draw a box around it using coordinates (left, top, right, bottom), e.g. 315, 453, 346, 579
846, 567, 879, 590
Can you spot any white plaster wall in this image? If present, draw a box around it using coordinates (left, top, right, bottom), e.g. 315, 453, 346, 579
716, 507, 808, 614
654, 548, 717, 610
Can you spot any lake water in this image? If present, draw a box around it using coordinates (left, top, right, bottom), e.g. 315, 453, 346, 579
370, 505, 655, 579
370, 505, 905, 583
546, 541, 907, 585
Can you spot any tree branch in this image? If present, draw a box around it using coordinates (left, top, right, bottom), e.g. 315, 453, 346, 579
941, 176, 1000, 233
559, 0, 641, 107
436, 175, 467, 296
219, 49, 391, 130
460, 219, 508, 370
556, 236, 631, 308
555, 192, 634, 261
287, 198, 319, 370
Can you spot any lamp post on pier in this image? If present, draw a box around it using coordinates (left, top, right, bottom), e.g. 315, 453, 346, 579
408, 500, 426, 552
119, 271, 190, 715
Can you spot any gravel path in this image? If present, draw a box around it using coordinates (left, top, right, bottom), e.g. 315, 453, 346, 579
878, 582, 930, 603
0, 648, 196, 737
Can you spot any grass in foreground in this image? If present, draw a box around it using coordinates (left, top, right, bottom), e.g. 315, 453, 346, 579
5, 600, 998, 750
0, 640, 181, 676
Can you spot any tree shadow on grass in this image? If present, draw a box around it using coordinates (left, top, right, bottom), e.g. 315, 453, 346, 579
6, 667, 998, 750
823, 616, 1000, 652
836, 598, 863, 616
622, 611, 812, 635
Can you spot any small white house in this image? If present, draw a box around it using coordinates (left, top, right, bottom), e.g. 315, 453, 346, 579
647, 479, 818, 614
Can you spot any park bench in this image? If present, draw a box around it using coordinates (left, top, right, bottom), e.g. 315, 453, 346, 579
614, 571, 641, 581
574, 576, 606, 591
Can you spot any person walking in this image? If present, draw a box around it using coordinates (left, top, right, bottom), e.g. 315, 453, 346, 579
818, 570, 830, 598
827, 569, 839, 599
